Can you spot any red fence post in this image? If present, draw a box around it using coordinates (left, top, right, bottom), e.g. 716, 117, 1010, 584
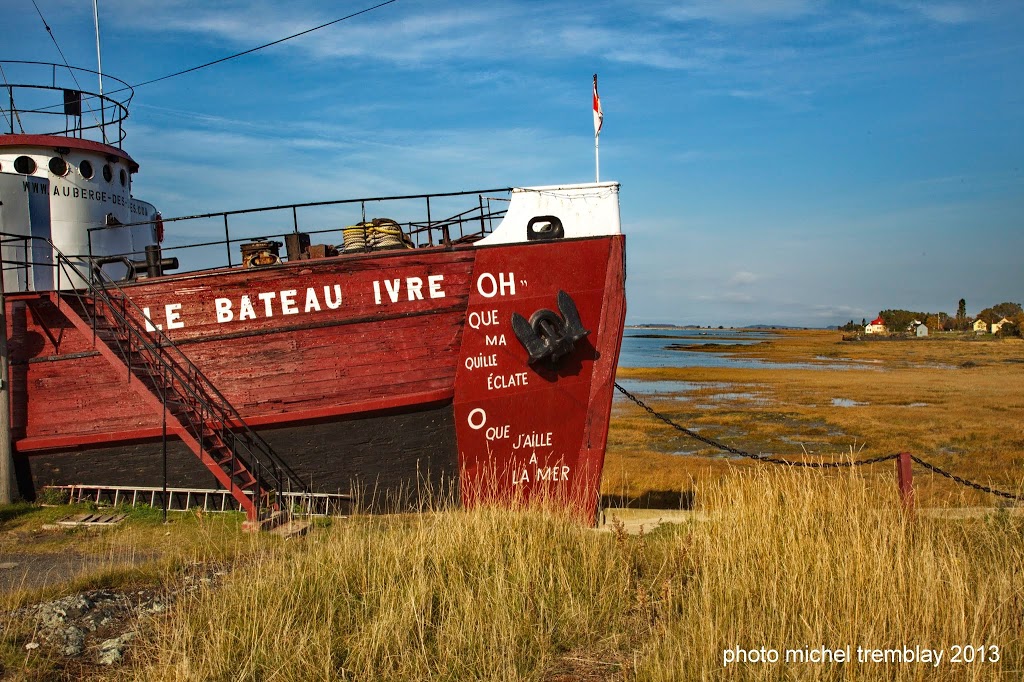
896, 452, 914, 511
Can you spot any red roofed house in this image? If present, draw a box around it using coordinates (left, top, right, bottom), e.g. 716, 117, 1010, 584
865, 316, 887, 335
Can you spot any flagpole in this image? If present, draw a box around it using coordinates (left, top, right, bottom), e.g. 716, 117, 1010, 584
593, 73, 602, 183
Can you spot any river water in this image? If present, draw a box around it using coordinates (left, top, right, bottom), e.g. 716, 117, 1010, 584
618, 328, 776, 370
615, 328, 857, 395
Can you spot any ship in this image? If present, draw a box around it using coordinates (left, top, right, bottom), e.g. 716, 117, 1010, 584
0, 61, 626, 525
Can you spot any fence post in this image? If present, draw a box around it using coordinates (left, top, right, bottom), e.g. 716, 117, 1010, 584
896, 452, 914, 511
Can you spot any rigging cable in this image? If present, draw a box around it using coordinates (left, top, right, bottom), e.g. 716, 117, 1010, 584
19, 0, 400, 118
0, 64, 20, 132
29, 0, 105, 136
128, 0, 399, 90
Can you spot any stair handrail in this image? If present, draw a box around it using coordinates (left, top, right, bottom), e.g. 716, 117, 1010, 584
86, 266, 308, 497
81, 258, 306, 510
0, 234, 307, 510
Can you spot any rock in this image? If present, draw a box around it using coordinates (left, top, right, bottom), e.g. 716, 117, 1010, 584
97, 638, 123, 665
57, 626, 85, 657
24, 641, 39, 650
97, 631, 136, 665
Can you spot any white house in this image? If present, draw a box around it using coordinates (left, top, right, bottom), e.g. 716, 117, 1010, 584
916, 324, 928, 337
865, 317, 887, 335
992, 317, 1012, 334
973, 319, 989, 333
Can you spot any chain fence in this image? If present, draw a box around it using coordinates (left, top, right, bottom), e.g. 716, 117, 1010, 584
614, 382, 1024, 503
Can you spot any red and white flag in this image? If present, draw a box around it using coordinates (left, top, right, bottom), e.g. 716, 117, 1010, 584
592, 74, 603, 136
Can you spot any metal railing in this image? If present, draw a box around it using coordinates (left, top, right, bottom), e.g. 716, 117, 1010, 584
85, 188, 512, 277
1, 60, 133, 146
1, 233, 307, 520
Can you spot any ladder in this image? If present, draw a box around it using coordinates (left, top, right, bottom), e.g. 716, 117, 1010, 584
50, 484, 352, 516
47, 250, 307, 527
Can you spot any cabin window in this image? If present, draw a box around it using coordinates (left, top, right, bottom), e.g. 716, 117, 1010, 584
13, 156, 36, 174
80, 159, 94, 179
119, 168, 127, 186
103, 163, 113, 182
48, 157, 69, 176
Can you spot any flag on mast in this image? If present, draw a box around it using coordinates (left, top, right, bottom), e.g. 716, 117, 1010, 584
592, 74, 603, 136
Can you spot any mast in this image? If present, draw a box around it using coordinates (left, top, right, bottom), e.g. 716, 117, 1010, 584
93, 0, 106, 143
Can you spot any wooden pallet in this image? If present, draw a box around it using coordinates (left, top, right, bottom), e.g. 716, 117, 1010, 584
55, 513, 128, 527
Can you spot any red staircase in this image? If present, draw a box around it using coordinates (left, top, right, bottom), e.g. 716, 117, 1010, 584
51, 284, 305, 527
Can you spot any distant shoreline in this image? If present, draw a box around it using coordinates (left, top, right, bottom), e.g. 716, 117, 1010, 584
626, 325, 805, 331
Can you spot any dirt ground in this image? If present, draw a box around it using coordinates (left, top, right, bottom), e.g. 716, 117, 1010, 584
0, 552, 128, 595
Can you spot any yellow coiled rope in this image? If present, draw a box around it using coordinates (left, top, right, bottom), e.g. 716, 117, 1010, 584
341, 218, 412, 252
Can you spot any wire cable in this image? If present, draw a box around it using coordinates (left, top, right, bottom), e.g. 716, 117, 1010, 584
0, 63, 19, 132
30, 0, 104, 135
17, 0, 400, 120
128, 0, 399, 91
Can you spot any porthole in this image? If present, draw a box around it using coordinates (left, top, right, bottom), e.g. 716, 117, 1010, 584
103, 164, 113, 182
80, 159, 94, 179
14, 155, 37, 174
119, 168, 127, 187
49, 157, 69, 176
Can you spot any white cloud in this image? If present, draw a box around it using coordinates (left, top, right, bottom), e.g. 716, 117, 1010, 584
728, 271, 759, 286
905, 3, 975, 25
660, 0, 819, 23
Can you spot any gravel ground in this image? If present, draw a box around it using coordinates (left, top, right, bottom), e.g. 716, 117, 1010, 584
0, 553, 139, 595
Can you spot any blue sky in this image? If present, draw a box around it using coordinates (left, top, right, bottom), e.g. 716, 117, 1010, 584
4, 0, 1022, 326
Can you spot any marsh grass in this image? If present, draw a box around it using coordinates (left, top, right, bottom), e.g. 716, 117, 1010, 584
126, 467, 1023, 681
609, 331, 1024, 505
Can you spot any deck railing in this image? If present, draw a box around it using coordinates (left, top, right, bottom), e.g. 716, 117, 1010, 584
1, 60, 133, 146
85, 188, 512, 278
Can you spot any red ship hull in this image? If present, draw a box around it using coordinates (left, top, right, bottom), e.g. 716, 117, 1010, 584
7, 235, 625, 518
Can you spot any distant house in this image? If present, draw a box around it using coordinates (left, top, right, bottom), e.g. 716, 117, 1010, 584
916, 324, 928, 337
973, 319, 989, 333
992, 317, 1012, 334
865, 317, 887, 335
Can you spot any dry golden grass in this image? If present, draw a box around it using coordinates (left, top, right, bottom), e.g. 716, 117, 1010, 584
121, 468, 1023, 681
127, 506, 640, 682
607, 331, 1024, 506
635, 467, 1024, 681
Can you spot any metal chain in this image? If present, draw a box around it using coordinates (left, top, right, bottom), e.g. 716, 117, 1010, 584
910, 456, 1024, 502
614, 383, 897, 468
614, 382, 1023, 501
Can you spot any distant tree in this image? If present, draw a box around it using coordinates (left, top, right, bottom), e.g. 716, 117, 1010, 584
955, 298, 968, 330
861, 318, 867, 327
880, 309, 927, 332
924, 312, 951, 332
991, 302, 1023, 319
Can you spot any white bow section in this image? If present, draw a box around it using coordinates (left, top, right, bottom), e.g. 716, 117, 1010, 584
476, 182, 621, 246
